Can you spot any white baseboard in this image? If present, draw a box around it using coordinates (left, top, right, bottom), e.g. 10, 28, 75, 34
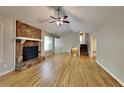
0, 68, 15, 77
96, 60, 124, 86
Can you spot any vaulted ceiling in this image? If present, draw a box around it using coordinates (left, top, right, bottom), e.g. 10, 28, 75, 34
0, 6, 123, 36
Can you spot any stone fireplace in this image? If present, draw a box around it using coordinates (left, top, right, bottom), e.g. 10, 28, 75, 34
16, 20, 45, 71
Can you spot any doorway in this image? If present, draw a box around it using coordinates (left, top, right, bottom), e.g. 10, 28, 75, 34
90, 33, 96, 57
80, 32, 89, 55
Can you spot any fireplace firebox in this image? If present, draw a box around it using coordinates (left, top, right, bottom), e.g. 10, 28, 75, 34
23, 46, 38, 62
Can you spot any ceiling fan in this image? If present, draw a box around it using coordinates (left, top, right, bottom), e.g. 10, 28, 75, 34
49, 8, 70, 26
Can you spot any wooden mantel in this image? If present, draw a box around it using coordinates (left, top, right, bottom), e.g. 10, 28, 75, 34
16, 37, 42, 41
16, 37, 42, 44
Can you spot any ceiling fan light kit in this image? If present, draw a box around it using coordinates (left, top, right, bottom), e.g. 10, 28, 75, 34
49, 7, 70, 26
56, 21, 63, 26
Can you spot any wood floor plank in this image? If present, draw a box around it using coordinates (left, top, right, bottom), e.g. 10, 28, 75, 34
0, 53, 122, 87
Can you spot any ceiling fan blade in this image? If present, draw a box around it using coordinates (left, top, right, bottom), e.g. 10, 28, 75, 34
50, 16, 57, 19
49, 21, 56, 23
63, 21, 70, 23
64, 15, 68, 19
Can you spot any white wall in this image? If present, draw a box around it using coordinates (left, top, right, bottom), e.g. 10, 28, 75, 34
0, 16, 15, 75
55, 31, 80, 54
96, 12, 124, 85
0, 22, 3, 63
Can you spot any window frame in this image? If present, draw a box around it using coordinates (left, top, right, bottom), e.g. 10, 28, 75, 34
44, 35, 54, 51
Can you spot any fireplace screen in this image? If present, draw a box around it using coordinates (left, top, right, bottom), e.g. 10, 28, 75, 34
23, 46, 38, 61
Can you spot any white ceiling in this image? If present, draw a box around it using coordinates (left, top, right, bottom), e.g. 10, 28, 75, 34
0, 6, 124, 35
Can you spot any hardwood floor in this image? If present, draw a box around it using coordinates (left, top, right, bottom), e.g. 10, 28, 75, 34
0, 53, 122, 87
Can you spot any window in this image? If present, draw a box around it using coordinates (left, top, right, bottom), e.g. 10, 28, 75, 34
44, 35, 53, 51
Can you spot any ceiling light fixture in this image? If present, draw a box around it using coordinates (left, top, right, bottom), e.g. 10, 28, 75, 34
56, 21, 63, 26
49, 7, 70, 26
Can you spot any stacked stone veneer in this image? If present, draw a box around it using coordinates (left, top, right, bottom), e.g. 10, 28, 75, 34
16, 20, 45, 71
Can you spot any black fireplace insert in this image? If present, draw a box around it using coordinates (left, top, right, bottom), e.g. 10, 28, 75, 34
23, 46, 38, 61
